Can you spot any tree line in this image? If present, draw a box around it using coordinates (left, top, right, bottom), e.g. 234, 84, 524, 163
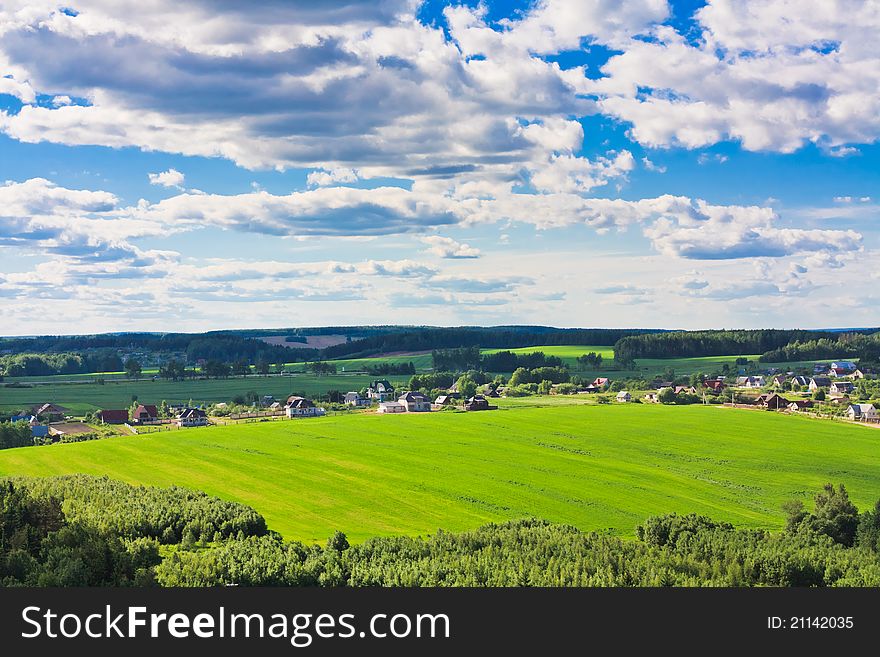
324, 327, 656, 360
759, 335, 880, 363
612, 329, 878, 361
7, 475, 879, 587
432, 347, 565, 372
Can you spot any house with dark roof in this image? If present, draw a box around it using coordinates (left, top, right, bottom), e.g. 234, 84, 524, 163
703, 379, 725, 392
285, 396, 325, 417
367, 379, 395, 401
96, 409, 129, 425
465, 395, 495, 411
808, 377, 831, 391
132, 404, 159, 423
761, 393, 789, 410
31, 403, 67, 421
177, 408, 208, 427
434, 392, 461, 406
788, 399, 813, 412
790, 376, 810, 387
830, 381, 855, 394
398, 391, 431, 412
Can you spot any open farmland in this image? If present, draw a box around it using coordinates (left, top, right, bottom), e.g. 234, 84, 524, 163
1, 404, 877, 543
0, 373, 407, 415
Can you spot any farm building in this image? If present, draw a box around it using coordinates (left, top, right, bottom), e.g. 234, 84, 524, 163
808, 377, 831, 391
847, 404, 878, 421
579, 385, 600, 394
760, 394, 789, 410
178, 408, 208, 427
703, 380, 725, 392
399, 391, 431, 412
344, 391, 370, 407
377, 401, 406, 414
132, 404, 159, 423
48, 422, 93, 437
31, 403, 67, 421
367, 379, 396, 401
434, 393, 460, 405
616, 391, 631, 403
465, 395, 495, 411
96, 409, 129, 424
285, 396, 325, 418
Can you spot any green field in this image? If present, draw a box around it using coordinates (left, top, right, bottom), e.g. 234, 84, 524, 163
0, 404, 877, 543
0, 373, 408, 414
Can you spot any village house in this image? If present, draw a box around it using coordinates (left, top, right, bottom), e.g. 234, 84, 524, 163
644, 392, 660, 403
177, 407, 208, 427
285, 396, 325, 418
132, 404, 159, 423
31, 403, 67, 421
367, 379, 396, 401
377, 401, 406, 414
616, 391, 631, 403
398, 391, 431, 412
465, 395, 495, 411
770, 374, 787, 387
790, 376, 810, 387
831, 361, 857, 373
434, 392, 461, 405
579, 385, 600, 394
344, 391, 370, 407
830, 381, 855, 395
847, 404, 878, 421
788, 400, 813, 412
95, 409, 129, 425
808, 377, 831, 391
592, 377, 611, 389
703, 379, 725, 393
674, 386, 698, 395
760, 393, 789, 410
852, 369, 874, 380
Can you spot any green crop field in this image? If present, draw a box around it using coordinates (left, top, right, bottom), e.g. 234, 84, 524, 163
0, 373, 409, 415
1, 404, 877, 543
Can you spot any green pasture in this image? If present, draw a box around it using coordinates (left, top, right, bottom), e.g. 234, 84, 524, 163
0, 373, 408, 414
1, 404, 877, 543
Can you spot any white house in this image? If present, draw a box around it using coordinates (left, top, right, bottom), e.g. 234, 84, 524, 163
809, 377, 831, 391
344, 391, 370, 407
847, 404, 878, 421
177, 408, 208, 427
830, 381, 855, 395
616, 391, 631, 402
367, 379, 395, 401
285, 396, 326, 418
398, 391, 431, 412
377, 401, 406, 414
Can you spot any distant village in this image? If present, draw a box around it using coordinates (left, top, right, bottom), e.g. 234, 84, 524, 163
5, 359, 878, 448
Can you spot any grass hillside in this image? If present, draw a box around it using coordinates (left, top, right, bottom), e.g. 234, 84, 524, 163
1, 404, 877, 543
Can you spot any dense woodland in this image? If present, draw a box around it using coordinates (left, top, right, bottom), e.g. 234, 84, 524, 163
613, 329, 879, 361
3, 476, 880, 587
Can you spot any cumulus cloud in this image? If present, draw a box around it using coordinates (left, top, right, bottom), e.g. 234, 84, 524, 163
148, 168, 185, 188
587, 1, 880, 153
421, 235, 481, 259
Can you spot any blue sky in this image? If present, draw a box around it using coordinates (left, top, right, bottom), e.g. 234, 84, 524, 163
0, 0, 877, 334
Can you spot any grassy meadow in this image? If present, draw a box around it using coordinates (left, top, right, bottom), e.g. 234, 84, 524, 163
1, 403, 877, 543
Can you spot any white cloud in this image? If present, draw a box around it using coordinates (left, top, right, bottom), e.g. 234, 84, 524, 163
421, 235, 481, 259
307, 168, 359, 187
148, 168, 185, 188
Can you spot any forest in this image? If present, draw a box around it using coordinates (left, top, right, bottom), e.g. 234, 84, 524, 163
431, 347, 565, 372
612, 329, 879, 361
4, 475, 880, 587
